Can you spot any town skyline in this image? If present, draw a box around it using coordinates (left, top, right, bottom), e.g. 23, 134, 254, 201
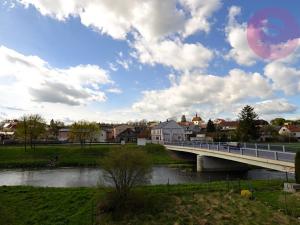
1, 1, 300, 123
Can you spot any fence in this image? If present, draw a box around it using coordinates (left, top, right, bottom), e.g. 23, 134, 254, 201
165, 141, 296, 163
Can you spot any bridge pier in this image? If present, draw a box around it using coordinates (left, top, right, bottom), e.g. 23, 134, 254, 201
196, 155, 250, 172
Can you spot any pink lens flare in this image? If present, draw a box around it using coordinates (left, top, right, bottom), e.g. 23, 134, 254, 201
247, 8, 300, 60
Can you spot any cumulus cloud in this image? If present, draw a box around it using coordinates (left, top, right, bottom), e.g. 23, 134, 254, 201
132, 69, 273, 118
0, 45, 113, 107
263, 40, 300, 95
16, 0, 221, 72
180, 0, 222, 36
132, 38, 213, 71
18, 0, 221, 40
254, 99, 297, 115
264, 61, 300, 95
225, 6, 258, 66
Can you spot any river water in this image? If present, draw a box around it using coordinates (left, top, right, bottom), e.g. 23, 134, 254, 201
0, 166, 293, 187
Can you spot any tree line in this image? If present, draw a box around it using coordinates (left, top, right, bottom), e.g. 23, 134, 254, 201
15, 114, 100, 151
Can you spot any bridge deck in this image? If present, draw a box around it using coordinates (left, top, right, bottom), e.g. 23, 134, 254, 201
165, 142, 296, 173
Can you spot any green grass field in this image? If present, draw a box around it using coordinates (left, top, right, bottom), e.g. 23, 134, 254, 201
0, 144, 188, 168
0, 181, 299, 225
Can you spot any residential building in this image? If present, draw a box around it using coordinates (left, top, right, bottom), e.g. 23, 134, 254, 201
113, 124, 134, 139
178, 122, 202, 141
279, 125, 300, 141
151, 120, 185, 144
58, 128, 70, 142
217, 121, 239, 131
115, 128, 137, 143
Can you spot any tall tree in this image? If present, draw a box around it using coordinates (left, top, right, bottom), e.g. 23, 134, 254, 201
70, 121, 89, 147
270, 118, 286, 126
237, 105, 259, 141
206, 119, 216, 133
70, 121, 100, 147
16, 114, 46, 150
87, 122, 100, 145
181, 115, 187, 123
49, 119, 65, 139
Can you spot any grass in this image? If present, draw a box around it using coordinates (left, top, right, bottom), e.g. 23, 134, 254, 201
0, 144, 188, 168
0, 181, 299, 225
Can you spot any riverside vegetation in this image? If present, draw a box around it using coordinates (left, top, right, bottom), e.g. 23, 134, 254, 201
0, 144, 188, 168
0, 180, 299, 225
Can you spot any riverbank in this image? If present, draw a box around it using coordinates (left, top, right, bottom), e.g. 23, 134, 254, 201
0, 144, 189, 168
0, 180, 299, 225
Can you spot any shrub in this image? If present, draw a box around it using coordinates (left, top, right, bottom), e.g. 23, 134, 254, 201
296, 152, 300, 184
241, 190, 252, 199
100, 147, 152, 202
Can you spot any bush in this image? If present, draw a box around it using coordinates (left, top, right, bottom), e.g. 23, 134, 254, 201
241, 190, 252, 199
296, 152, 300, 184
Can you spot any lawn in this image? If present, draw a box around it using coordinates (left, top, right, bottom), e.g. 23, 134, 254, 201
0, 144, 188, 168
0, 181, 299, 225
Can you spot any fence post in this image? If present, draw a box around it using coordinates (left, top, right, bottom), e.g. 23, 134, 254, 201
283, 145, 286, 152
217, 144, 219, 151
240, 148, 243, 155
208, 144, 210, 150
274, 151, 278, 160
255, 149, 258, 157
268, 144, 270, 151
255, 143, 258, 150
227, 145, 230, 153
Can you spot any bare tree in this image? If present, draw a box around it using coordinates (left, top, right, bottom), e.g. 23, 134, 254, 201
16, 114, 46, 151
100, 148, 152, 201
70, 121, 100, 148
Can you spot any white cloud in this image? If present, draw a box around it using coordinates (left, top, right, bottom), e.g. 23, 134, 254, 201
132, 37, 213, 71
254, 99, 297, 115
17, 0, 221, 72
107, 88, 123, 94
132, 69, 273, 119
180, 0, 222, 36
18, 0, 221, 40
0, 45, 113, 107
264, 61, 300, 95
225, 6, 258, 66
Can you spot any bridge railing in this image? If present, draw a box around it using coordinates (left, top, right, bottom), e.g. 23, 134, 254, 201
164, 141, 296, 163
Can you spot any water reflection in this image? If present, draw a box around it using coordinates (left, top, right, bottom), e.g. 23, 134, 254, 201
0, 166, 293, 187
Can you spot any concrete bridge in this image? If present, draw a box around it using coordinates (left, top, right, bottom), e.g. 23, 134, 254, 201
164, 142, 296, 173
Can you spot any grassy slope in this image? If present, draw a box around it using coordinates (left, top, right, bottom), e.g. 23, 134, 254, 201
0, 181, 299, 225
0, 144, 187, 168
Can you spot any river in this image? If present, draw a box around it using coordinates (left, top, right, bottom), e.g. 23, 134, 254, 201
0, 166, 293, 187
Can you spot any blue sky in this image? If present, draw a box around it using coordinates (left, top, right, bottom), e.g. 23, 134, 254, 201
0, 0, 300, 123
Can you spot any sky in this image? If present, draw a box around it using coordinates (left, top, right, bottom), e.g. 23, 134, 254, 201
0, 0, 300, 123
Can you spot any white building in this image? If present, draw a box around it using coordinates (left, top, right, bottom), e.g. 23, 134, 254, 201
279, 125, 300, 141
151, 120, 185, 144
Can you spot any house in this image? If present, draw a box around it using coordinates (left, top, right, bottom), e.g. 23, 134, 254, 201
214, 118, 225, 125
191, 113, 203, 125
1, 120, 18, 132
115, 128, 137, 143
151, 120, 185, 144
113, 124, 134, 139
178, 123, 202, 141
100, 124, 114, 142
218, 121, 239, 131
58, 128, 70, 142
279, 125, 300, 141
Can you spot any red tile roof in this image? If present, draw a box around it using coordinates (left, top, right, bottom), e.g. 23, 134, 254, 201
286, 125, 300, 132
